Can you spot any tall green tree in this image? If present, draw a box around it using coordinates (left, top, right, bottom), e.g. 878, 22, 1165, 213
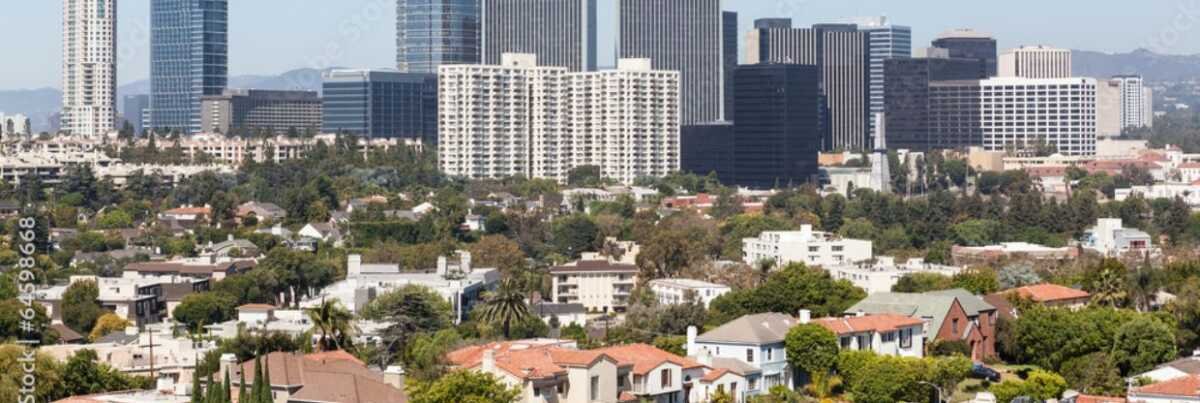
304, 299, 355, 351
62, 280, 104, 334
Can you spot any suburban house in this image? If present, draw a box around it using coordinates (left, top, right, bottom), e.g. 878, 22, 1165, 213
1136, 351, 1200, 383
648, 278, 731, 309
1083, 218, 1156, 257
808, 310, 926, 358
34, 275, 205, 326
448, 340, 712, 403
214, 350, 408, 403
235, 201, 287, 223
305, 252, 498, 322
742, 226, 873, 268
847, 289, 998, 360
157, 206, 211, 228
1127, 375, 1200, 402
298, 222, 344, 246
531, 302, 588, 328
123, 259, 256, 281
201, 235, 260, 259
687, 312, 801, 395
983, 283, 1091, 320
43, 323, 214, 386
550, 259, 639, 313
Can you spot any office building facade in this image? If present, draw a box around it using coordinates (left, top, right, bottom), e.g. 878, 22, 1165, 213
931, 29, 997, 77
200, 90, 323, 135
1096, 78, 1122, 137
999, 45, 1072, 79
840, 17, 911, 136
722, 11, 738, 121
62, 0, 117, 138
322, 70, 438, 142
929, 77, 1098, 156
621, 0, 727, 124
884, 57, 988, 150
482, 0, 596, 72
123, 95, 150, 134
681, 122, 734, 182
731, 63, 821, 189
396, 0, 481, 73
747, 22, 870, 151
438, 54, 680, 184
150, 0, 229, 134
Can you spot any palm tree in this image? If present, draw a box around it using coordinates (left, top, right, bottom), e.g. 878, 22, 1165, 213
1090, 268, 1128, 308
1127, 265, 1159, 312
478, 279, 532, 339
304, 299, 355, 351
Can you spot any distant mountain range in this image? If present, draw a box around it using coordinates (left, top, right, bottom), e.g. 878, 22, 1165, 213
5, 48, 1200, 133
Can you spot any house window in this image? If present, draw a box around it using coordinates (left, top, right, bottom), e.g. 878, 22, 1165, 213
746, 349, 754, 363
840, 337, 852, 349
534, 387, 541, 397
900, 328, 913, 348
748, 376, 758, 391
765, 348, 773, 361
661, 368, 672, 388
591, 376, 599, 401
857, 335, 870, 351
883, 332, 895, 342
952, 318, 960, 334
557, 383, 566, 395
808, 246, 819, 252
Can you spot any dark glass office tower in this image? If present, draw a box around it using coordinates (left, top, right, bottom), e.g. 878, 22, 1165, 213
731, 63, 821, 189
150, 0, 228, 134
932, 29, 997, 77
397, 0, 481, 73
722, 11, 738, 122
749, 21, 869, 151
322, 70, 438, 143
483, 0, 596, 71
621, 0, 727, 124
681, 122, 734, 183
884, 57, 987, 150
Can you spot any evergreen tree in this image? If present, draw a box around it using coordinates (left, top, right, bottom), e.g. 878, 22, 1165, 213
237, 371, 247, 403
190, 365, 203, 403
222, 371, 232, 403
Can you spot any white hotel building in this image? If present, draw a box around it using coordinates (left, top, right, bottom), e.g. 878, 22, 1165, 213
62, 0, 117, 138
742, 225, 873, 268
438, 53, 680, 184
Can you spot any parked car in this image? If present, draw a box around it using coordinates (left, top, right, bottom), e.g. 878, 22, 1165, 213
972, 363, 1001, 382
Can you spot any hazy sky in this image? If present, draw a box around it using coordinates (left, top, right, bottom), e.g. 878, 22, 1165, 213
3, 0, 1198, 90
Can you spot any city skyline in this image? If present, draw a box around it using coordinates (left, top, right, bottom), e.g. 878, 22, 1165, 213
3, 0, 1198, 90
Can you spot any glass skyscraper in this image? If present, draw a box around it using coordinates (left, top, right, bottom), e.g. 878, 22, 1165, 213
396, 0, 481, 73
322, 70, 439, 143
150, 0, 228, 134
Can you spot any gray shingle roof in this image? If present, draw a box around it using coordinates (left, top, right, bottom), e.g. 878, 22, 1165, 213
695, 312, 799, 345
846, 289, 995, 337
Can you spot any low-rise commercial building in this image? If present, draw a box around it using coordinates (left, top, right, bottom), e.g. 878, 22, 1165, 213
648, 278, 731, 309
742, 225, 873, 268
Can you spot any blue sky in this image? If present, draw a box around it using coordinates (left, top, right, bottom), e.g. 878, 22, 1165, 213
3, 0, 1198, 90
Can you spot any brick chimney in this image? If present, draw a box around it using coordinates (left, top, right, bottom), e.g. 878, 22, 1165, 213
383, 365, 405, 389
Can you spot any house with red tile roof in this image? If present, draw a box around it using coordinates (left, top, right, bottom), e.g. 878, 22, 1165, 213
1127, 374, 1200, 402
212, 350, 406, 403
448, 341, 726, 403
984, 284, 1091, 320
809, 311, 926, 358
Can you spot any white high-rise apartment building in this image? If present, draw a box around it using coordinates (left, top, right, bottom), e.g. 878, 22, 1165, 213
1112, 75, 1154, 130
439, 53, 680, 184
62, 0, 117, 138
999, 45, 1072, 79
980, 77, 1097, 156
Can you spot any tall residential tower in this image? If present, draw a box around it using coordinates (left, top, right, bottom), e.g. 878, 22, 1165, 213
62, 0, 117, 138
397, 0, 481, 73
150, 0, 229, 134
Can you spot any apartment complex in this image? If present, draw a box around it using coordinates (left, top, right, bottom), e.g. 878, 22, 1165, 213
742, 225, 874, 268
648, 278, 731, 309
1, 113, 32, 137
826, 257, 966, 294
483, 0, 596, 72
308, 253, 500, 321
126, 133, 419, 165
150, 0, 229, 134
1112, 75, 1154, 129
199, 89, 322, 135
396, 0, 481, 73
35, 275, 208, 327
999, 45, 1072, 79
621, 0, 731, 124
438, 54, 680, 184
61, 0, 117, 138
322, 69, 439, 142
550, 259, 638, 313
931, 29, 998, 77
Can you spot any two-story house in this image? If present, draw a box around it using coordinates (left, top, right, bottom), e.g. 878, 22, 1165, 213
550, 259, 639, 313
807, 310, 926, 358
686, 313, 800, 395
847, 289, 998, 360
